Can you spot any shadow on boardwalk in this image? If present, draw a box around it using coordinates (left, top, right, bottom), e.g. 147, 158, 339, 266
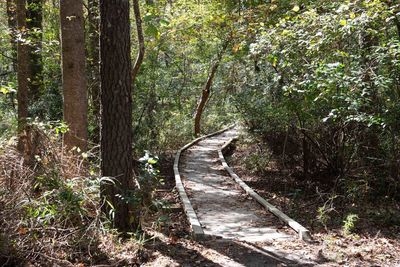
150, 236, 317, 267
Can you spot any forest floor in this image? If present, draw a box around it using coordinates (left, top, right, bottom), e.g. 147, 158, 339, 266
141, 128, 400, 267
2, 128, 399, 266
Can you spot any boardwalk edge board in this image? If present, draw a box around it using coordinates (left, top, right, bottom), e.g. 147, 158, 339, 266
173, 124, 235, 240
219, 137, 313, 242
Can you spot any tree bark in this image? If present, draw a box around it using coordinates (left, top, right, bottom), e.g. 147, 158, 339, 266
16, 0, 29, 152
132, 0, 145, 82
100, 0, 138, 233
193, 41, 229, 136
27, 0, 43, 103
88, 0, 100, 144
60, 0, 88, 151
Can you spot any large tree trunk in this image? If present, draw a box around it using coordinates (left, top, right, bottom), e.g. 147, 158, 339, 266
27, 0, 43, 103
6, 0, 17, 70
60, 0, 88, 151
193, 41, 229, 136
16, 0, 29, 152
100, 0, 138, 233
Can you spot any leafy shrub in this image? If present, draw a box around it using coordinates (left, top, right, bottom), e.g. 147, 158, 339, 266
234, 0, 400, 197
342, 213, 359, 236
0, 122, 105, 265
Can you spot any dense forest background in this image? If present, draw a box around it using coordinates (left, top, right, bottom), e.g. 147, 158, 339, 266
0, 0, 399, 266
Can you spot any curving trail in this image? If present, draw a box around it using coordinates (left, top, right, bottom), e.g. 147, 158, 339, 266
179, 128, 293, 242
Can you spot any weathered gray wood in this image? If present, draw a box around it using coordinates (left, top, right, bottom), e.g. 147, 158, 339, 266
218, 139, 312, 242
174, 125, 235, 240
174, 150, 204, 239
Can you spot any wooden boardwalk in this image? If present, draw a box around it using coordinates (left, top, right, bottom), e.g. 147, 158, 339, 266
179, 128, 293, 242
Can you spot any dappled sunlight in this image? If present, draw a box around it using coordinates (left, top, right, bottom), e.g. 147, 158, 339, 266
180, 129, 295, 244
2, 0, 399, 265
147, 231, 312, 266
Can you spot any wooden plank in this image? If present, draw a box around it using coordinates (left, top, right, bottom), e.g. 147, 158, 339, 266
218, 139, 312, 242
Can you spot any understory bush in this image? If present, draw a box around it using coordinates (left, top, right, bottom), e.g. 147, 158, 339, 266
234, 0, 400, 200
0, 122, 160, 265
0, 123, 103, 265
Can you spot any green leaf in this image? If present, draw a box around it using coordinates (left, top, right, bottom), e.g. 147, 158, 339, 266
0, 87, 9, 94
143, 13, 154, 22
160, 19, 170, 26
145, 24, 159, 38
148, 158, 157, 165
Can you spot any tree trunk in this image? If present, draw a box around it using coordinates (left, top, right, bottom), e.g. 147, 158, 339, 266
194, 85, 210, 136
100, 0, 138, 233
6, 0, 17, 70
60, 0, 88, 151
132, 0, 145, 82
16, 0, 29, 152
193, 41, 229, 136
88, 0, 100, 145
27, 0, 43, 103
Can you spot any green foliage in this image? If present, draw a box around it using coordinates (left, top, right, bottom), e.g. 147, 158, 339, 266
342, 213, 359, 236
131, 0, 239, 154
244, 148, 272, 174
341, 177, 370, 202
317, 206, 331, 229
24, 173, 100, 227
138, 151, 162, 208
316, 194, 338, 229
234, 0, 400, 197
1, 0, 400, 264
